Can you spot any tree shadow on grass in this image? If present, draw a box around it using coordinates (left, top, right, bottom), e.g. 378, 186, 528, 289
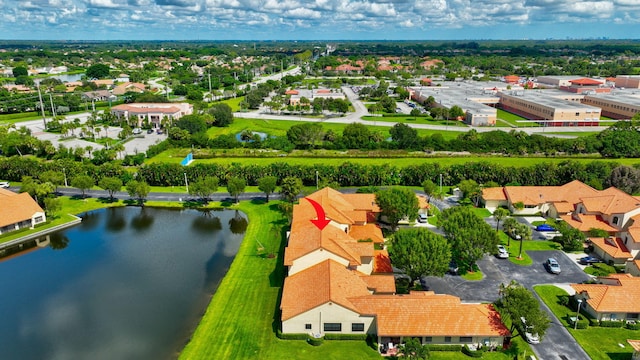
607, 352, 633, 360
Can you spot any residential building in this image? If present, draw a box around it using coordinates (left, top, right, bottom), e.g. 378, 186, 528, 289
110, 102, 193, 128
112, 82, 146, 95
281, 188, 509, 350
571, 274, 640, 322
0, 189, 46, 235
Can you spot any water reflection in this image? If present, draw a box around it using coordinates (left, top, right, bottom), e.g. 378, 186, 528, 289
229, 210, 248, 234
0, 207, 245, 360
48, 232, 70, 250
105, 207, 127, 232
192, 213, 222, 234
131, 207, 155, 231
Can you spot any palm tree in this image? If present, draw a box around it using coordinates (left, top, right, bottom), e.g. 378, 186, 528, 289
493, 208, 510, 232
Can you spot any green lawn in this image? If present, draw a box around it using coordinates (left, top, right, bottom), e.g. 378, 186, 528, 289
148, 149, 640, 168
497, 110, 537, 127
535, 285, 636, 360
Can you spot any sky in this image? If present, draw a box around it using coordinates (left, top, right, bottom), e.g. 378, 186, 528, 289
2, 0, 640, 41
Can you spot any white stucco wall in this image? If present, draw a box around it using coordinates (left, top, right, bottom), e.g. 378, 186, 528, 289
282, 302, 376, 335
288, 249, 350, 276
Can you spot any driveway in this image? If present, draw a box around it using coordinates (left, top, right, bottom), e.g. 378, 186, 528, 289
422, 250, 592, 360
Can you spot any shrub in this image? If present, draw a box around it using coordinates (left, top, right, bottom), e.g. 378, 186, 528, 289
425, 344, 463, 351
275, 330, 308, 340
323, 333, 368, 340
307, 335, 324, 346
626, 322, 640, 330
575, 319, 589, 329
600, 320, 625, 328
462, 344, 485, 357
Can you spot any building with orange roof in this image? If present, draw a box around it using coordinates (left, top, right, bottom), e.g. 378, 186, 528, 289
0, 188, 46, 235
571, 274, 640, 322
112, 82, 145, 95
589, 237, 632, 264
110, 102, 193, 128
281, 188, 509, 349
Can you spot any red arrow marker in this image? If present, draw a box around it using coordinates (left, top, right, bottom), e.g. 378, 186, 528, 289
305, 198, 331, 230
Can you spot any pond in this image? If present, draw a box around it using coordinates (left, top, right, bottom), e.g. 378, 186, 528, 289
0, 206, 247, 360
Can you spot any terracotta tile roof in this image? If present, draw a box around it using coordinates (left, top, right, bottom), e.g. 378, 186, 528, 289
553, 202, 575, 214
373, 250, 393, 273
628, 340, 640, 352
349, 223, 384, 244
342, 193, 380, 213
360, 274, 396, 293
417, 195, 430, 210
581, 187, 640, 215
560, 214, 617, 233
350, 294, 509, 337
503, 180, 599, 206
111, 103, 182, 114
284, 200, 373, 266
0, 190, 44, 228
589, 237, 632, 259
570, 78, 603, 86
482, 187, 507, 201
305, 188, 379, 225
571, 274, 640, 313
280, 259, 373, 320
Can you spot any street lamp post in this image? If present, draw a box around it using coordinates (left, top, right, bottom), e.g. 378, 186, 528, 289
316, 171, 319, 189
184, 172, 189, 193
63, 168, 68, 187
574, 299, 583, 330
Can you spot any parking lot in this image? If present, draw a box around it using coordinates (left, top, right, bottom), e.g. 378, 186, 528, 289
422, 250, 592, 360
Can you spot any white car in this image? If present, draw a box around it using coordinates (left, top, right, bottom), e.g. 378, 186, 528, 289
520, 317, 540, 344
497, 245, 509, 259
0, 181, 10, 188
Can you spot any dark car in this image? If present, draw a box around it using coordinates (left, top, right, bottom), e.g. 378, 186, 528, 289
536, 224, 556, 232
156, 129, 164, 134
579, 256, 602, 265
147, 128, 154, 134
448, 261, 459, 275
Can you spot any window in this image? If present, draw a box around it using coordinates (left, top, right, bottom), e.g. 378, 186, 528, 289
460, 337, 472, 343
34, 216, 43, 223
351, 323, 364, 332
324, 323, 342, 332
424, 337, 432, 343
613, 216, 619, 225
305, 324, 312, 330
444, 336, 451, 343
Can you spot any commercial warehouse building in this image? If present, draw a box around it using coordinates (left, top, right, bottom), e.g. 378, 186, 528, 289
582, 93, 640, 119
498, 90, 601, 126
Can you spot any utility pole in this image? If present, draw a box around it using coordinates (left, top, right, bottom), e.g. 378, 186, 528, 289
49, 93, 56, 119
36, 82, 47, 129
208, 72, 212, 102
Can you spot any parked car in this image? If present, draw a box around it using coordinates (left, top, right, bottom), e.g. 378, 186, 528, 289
0, 181, 9, 188
536, 224, 556, 232
132, 128, 142, 135
497, 245, 509, 259
579, 256, 602, 265
448, 261, 459, 275
545, 258, 561, 274
156, 129, 164, 134
520, 317, 540, 344
417, 213, 428, 223
507, 230, 521, 240
147, 128, 154, 134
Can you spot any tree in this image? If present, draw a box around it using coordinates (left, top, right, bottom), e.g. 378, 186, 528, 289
390, 123, 420, 150
457, 179, 482, 206
493, 208, 510, 232
189, 176, 219, 203
44, 196, 62, 215
98, 176, 123, 202
497, 281, 551, 341
606, 165, 640, 194
448, 105, 465, 120
126, 180, 150, 206
401, 337, 430, 360
280, 177, 303, 203
209, 103, 234, 127
341, 123, 372, 149
258, 176, 278, 203
39, 170, 65, 194
502, 217, 519, 246
86, 64, 111, 79
389, 228, 451, 283
12, 66, 28, 78
553, 221, 585, 252
440, 206, 500, 271
175, 114, 208, 135
375, 188, 420, 230
71, 175, 94, 199
512, 223, 532, 259
421, 179, 437, 202
227, 177, 246, 204
286, 123, 324, 149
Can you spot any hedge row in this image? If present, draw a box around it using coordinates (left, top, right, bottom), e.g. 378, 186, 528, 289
323, 333, 368, 340
462, 344, 485, 357
599, 320, 625, 328
426, 344, 463, 351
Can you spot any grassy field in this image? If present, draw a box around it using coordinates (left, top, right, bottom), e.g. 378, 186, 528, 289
148, 149, 640, 168
207, 117, 465, 140
535, 285, 636, 360
497, 110, 536, 127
